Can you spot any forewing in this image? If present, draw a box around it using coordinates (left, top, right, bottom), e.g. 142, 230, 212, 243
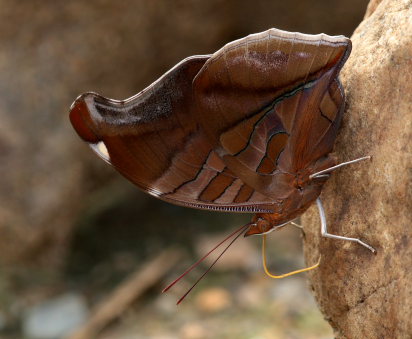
193, 28, 350, 192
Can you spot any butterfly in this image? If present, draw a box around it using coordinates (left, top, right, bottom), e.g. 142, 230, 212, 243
70, 28, 375, 302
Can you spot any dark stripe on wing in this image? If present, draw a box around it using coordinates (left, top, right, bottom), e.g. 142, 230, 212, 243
199, 168, 236, 202
257, 132, 288, 174
320, 110, 333, 124
231, 81, 315, 158
219, 111, 266, 155
161, 150, 213, 196
319, 88, 338, 123
233, 184, 255, 203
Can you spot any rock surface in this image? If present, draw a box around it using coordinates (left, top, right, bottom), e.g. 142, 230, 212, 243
302, 0, 412, 338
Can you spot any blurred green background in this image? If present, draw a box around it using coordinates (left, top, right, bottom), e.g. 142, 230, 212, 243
0, 1, 369, 338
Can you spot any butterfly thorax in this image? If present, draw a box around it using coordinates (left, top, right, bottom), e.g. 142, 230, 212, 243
244, 181, 323, 237
245, 155, 337, 237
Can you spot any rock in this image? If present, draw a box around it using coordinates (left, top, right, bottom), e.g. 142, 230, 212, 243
23, 293, 88, 339
364, 0, 383, 18
302, 0, 412, 338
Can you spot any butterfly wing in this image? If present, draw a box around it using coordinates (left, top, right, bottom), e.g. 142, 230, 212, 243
193, 29, 350, 197
70, 55, 275, 213
70, 29, 350, 213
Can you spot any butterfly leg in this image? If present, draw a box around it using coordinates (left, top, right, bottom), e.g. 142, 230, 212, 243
290, 221, 306, 236
290, 221, 303, 229
316, 198, 376, 253
310, 156, 371, 179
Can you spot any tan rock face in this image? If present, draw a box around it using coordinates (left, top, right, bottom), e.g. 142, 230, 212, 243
302, 0, 412, 338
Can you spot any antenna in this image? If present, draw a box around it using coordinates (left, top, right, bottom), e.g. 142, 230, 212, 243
176, 225, 248, 304
163, 222, 252, 303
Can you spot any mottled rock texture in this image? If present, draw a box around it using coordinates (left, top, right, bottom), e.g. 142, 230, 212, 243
302, 0, 412, 338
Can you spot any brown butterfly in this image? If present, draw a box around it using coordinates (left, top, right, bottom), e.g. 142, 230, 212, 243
70, 28, 374, 301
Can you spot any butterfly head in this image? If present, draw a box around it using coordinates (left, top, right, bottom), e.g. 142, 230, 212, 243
244, 214, 289, 237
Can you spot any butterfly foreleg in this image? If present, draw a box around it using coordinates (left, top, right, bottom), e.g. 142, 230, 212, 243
290, 221, 303, 229
310, 156, 371, 179
316, 198, 376, 253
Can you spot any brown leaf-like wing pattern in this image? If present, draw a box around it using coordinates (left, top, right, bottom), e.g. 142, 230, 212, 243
70, 55, 276, 212
193, 29, 350, 198
70, 28, 350, 213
